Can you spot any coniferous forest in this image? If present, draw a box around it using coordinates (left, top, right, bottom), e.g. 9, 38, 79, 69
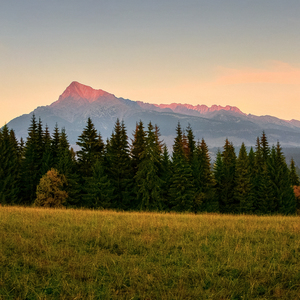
0, 115, 299, 215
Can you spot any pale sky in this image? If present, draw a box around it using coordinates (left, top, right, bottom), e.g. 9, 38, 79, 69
1, 0, 300, 125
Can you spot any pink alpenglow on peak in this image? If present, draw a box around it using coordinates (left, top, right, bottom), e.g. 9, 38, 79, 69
57, 81, 113, 103
153, 103, 246, 115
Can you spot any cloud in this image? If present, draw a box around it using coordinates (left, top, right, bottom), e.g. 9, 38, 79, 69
211, 61, 300, 86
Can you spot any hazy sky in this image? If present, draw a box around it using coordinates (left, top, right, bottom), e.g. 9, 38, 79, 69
1, 0, 300, 125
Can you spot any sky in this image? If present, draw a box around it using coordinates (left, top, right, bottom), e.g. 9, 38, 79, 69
1, 0, 300, 125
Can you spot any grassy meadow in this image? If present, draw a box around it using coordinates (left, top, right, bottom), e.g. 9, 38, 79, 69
1, 207, 300, 299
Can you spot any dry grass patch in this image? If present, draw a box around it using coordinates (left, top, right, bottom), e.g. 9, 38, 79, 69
1, 206, 300, 299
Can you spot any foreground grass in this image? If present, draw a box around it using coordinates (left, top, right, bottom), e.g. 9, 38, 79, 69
1, 207, 300, 299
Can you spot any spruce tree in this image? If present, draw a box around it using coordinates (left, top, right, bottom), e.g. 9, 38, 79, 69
58, 128, 81, 207
83, 159, 113, 209
106, 119, 134, 209
219, 139, 237, 213
234, 143, 253, 213
161, 144, 171, 210
21, 114, 41, 204
213, 150, 224, 211
40, 125, 52, 176
290, 158, 300, 186
268, 142, 296, 214
51, 124, 60, 168
253, 135, 273, 214
194, 138, 217, 212
134, 122, 163, 211
131, 120, 146, 176
169, 122, 195, 212
0, 125, 20, 204
76, 117, 104, 178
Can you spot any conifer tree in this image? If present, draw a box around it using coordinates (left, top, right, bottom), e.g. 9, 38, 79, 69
234, 143, 253, 213
169, 122, 195, 212
58, 129, 81, 207
131, 120, 146, 176
194, 138, 217, 212
135, 122, 163, 211
106, 119, 133, 209
186, 124, 196, 164
51, 124, 60, 168
161, 144, 171, 210
290, 158, 300, 186
213, 150, 224, 211
40, 125, 52, 176
253, 135, 273, 214
83, 159, 113, 208
0, 125, 20, 204
268, 142, 296, 214
219, 139, 237, 212
76, 117, 104, 178
21, 114, 41, 204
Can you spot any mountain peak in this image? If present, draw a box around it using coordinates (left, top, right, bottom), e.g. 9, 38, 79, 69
57, 81, 112, 103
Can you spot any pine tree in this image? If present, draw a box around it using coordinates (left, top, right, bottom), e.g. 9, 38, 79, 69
76, 117, 104, 178
21, 114, 41, 204
134, 122, 164, 211
57, 128, 81, 207
51, 124, 60, 168
290, 158, 300, 186
234, 143, 253, 213
213, 150, 224, 211
131, 120, 146, 176
186, 124, 196, 164
268, 142, 296, 214
83, 159, 113, 209
194, 138, 217, 212
0, 125, 20, 204
253, 135, 273, 214
40, 125, 52, 175
169, 122, 195, 212
161, 144, 172, 210
106, 119, 134, 210
219, 139, 236, 213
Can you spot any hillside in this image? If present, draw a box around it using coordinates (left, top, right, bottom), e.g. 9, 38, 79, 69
7, 81, 300, 150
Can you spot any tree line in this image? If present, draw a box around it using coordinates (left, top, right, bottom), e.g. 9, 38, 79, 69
0, 115, 299, 214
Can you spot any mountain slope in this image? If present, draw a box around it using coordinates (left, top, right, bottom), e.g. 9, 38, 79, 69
7, 81, 300, 149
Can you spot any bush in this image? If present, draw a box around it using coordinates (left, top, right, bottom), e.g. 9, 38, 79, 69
34, 168, 68, 208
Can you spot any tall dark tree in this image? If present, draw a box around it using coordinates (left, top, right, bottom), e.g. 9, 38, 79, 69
194, 138, 217, 212
0, 125, 20, 204
219, 139, 237, 213
40, 125, 52, 176
169, 123, 195, 212
51, 124, 60, 168
106, 119, 134, 209
213, 150, 224, 211
161, 144, 172, 210
234, 143, 253, 213
76, 117, 104, 178
83, 159, 113, 209
131, 120, 146, 176
268, 142, 296, 214
21, 114, 41, 204
186, 124, 196, 164
290, 158, 300, 186
135, 122, 163, 211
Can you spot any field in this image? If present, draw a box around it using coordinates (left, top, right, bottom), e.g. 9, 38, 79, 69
1, 207, 300, 299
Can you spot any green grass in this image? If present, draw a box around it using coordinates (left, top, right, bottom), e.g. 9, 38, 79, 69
1, 207, 300, 299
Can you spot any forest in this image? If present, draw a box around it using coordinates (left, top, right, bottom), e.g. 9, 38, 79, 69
0, 115, 299, 215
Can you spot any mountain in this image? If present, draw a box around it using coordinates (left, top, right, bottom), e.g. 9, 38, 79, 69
7, 81, 300, 151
